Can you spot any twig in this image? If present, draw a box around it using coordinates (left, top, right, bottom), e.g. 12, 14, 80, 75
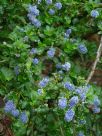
86, 36, 102, 84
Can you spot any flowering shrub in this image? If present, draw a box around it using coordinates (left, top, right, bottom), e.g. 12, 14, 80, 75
0, 0, 102, 135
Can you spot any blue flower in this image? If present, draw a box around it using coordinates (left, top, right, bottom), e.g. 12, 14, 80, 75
56, 63, 62, 69
37, 89, 43, 95
11, 109, 19, 117
39, 77, 49, 88
75, 87, 82, 94
78, 44, 88, 54
30, 48, 37, 55
32, 18, 41, 28
62, 62, 71, 71
66, 29, 72, 35
32, 58, 39, 65
77, 131, 85, 136
27, 14, 41, 28
76, 86, 89, 101
4, 100, 15, 113
27, 13, 34, 21
64, 82, 75, 91
28, 5, 39, 16
80, 93, 86, 102
48, 9, 55, 15
58, 97, 67, 109
64, 109, 75, 122
75, 87, 87, 101
91, 10, 99, 18
64, 28, 72, 38
69, 96, 79, 108
47, 48, 55, 58
92, 106, 100, 114
55, 2, 62, 10
94, 97, 100, 106
14, 66, 19, 76
45, 0, 52, 5
20, 112, 28, 123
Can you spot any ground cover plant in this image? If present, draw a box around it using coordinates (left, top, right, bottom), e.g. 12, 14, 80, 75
0, 0, 102, 136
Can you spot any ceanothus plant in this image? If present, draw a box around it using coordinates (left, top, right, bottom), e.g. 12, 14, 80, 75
0, 0, 102, 136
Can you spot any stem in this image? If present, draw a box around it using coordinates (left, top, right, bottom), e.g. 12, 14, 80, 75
86, 37, 102, 85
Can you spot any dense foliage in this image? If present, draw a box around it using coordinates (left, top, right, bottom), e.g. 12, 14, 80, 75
0, 0, 102, 136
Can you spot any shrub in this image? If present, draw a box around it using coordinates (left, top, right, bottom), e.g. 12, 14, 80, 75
0, 0, 102, 136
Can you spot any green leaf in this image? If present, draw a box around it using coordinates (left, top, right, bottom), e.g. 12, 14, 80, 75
44, 26, 55, 36
0, 67, 14, 81
26, 58, 32, 70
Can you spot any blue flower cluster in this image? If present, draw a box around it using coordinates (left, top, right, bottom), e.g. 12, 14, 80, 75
4, 100, 28, 123
92, 97, 100, 113
55, 2, 62, 10
92, 107, 100, 113
75, 86, 89, 102
62, 62, 71, 71
27, 5, 41, 28
39, 77, 49, 88
69, 96, 79, 108
59, 84, 90, 122
80, 93, 86, 102
64, 109, 75, 122
48, 9, 55, 15
47, 1, 62, 16
30, 48, 38, 55
28, 5, 39, 16
32, 58, 39, 65
56, 62, 71, 72
46, 0, 52, 5
47, 48, 55, 58
91, 10, 99, 18
75, 87, 82, 94
78, 44, 88, 54
58, 97, 67, 109
11, 109, 19, 117
20, 112, 28, 123
64, 82, 75, 91
4, 100, 16, 113
64, 28, 72, 39
58, 80, 89, 123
